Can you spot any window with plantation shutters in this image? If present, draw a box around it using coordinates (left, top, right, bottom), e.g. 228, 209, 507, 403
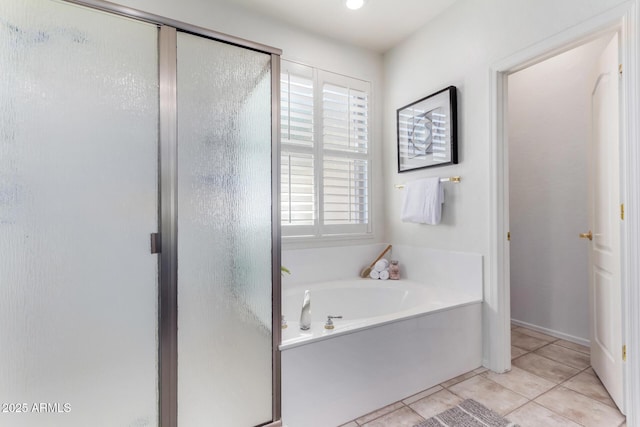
281, 62, 315, 235
281, 60, 371, 239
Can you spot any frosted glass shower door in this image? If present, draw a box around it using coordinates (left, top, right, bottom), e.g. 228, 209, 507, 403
0, 1, 159, 426
176, 32, 273, 427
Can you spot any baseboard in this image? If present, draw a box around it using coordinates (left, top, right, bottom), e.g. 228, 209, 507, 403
511, 319, 590, 347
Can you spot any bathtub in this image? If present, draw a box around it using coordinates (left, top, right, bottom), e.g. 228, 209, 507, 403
280, 279, 483, 427
281, 279, 479, 349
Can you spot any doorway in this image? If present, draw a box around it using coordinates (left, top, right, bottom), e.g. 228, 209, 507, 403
0, 1, 281, 426
507, 33, 624, 411
490, 4, 640, 425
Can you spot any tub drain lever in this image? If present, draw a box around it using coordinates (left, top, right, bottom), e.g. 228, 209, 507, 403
324, 315, 343, 330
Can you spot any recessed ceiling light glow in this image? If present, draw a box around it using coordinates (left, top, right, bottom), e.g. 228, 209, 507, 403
345, 0, 365, 10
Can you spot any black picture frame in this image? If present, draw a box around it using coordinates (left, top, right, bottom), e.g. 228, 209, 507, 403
397, 86, 458, 173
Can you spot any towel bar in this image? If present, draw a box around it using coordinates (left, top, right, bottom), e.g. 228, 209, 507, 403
395, 176, 461, 189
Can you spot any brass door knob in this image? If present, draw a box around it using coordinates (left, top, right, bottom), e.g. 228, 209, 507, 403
579, 231, 593, 241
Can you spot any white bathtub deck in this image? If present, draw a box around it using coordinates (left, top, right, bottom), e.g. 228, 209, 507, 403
280, 279, 481, 350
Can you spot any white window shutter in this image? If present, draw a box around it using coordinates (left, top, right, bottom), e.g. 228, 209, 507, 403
281, 70, 314, 147
281, 152, 315, 227
320, 73, 370, 233
322, 156, 368, 225
322, 84, 368, 153
281, 62, 316, 235
280, 61, 371, 238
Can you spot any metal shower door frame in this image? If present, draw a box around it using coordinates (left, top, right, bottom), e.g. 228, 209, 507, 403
63, 2, 283, 426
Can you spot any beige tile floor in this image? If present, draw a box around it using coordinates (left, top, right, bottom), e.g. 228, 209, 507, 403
339, 325, 626, 427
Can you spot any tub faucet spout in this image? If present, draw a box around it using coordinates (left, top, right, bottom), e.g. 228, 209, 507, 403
300, 290, 311, 330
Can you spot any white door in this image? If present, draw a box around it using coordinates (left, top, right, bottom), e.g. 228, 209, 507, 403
587, 32, 624, 411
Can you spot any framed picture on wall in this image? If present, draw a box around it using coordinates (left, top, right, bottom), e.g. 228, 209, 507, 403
397, 86, 458, 172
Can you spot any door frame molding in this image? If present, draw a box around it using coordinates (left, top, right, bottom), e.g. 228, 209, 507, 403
488, 0, 639, 422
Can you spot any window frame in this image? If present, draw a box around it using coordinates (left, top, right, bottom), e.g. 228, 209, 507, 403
280, 60, 373, 241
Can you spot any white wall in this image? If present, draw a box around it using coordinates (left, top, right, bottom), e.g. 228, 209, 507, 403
112, 0, 387, 246
508, 37, 610, 343
382, 0, 628, 363
115, 0, 631, 359
282, 243, 482, 299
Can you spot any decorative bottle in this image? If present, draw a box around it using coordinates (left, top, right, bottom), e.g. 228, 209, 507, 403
389, 260, 400, 280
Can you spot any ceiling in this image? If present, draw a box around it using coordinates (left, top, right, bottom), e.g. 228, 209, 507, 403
221, 0, 458, 53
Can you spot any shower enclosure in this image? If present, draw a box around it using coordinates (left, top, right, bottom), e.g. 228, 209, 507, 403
0, 1, 281, 426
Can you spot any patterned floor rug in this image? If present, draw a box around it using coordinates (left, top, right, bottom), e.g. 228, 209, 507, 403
414, 399, 519, 427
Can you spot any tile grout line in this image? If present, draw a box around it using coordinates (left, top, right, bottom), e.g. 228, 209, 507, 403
516, 332, 592, 355
512, 326, 619, 426
352, 398, 424, 426
513, 327, 591, 355
440, 372, 483, 392
478, 368, 549, 401
404, 403, 427, 425
508, 333, 610, 425
441, 372, 544, 425
513, 328, 624, 419
517, 381, 597, 426
511, 349, 592, 395
516, 368, 623, 426
530, 348, 590, 371
559, 368, 620, 410
512, 328, 560, 343
510, 359, 623, 422
517, 342, 591, 371
501, 399, 531, 422
514, 337, 591, 356
478, 365, 593, 422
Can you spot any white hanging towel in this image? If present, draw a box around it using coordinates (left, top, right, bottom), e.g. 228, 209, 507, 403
400, 177, 444, 225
